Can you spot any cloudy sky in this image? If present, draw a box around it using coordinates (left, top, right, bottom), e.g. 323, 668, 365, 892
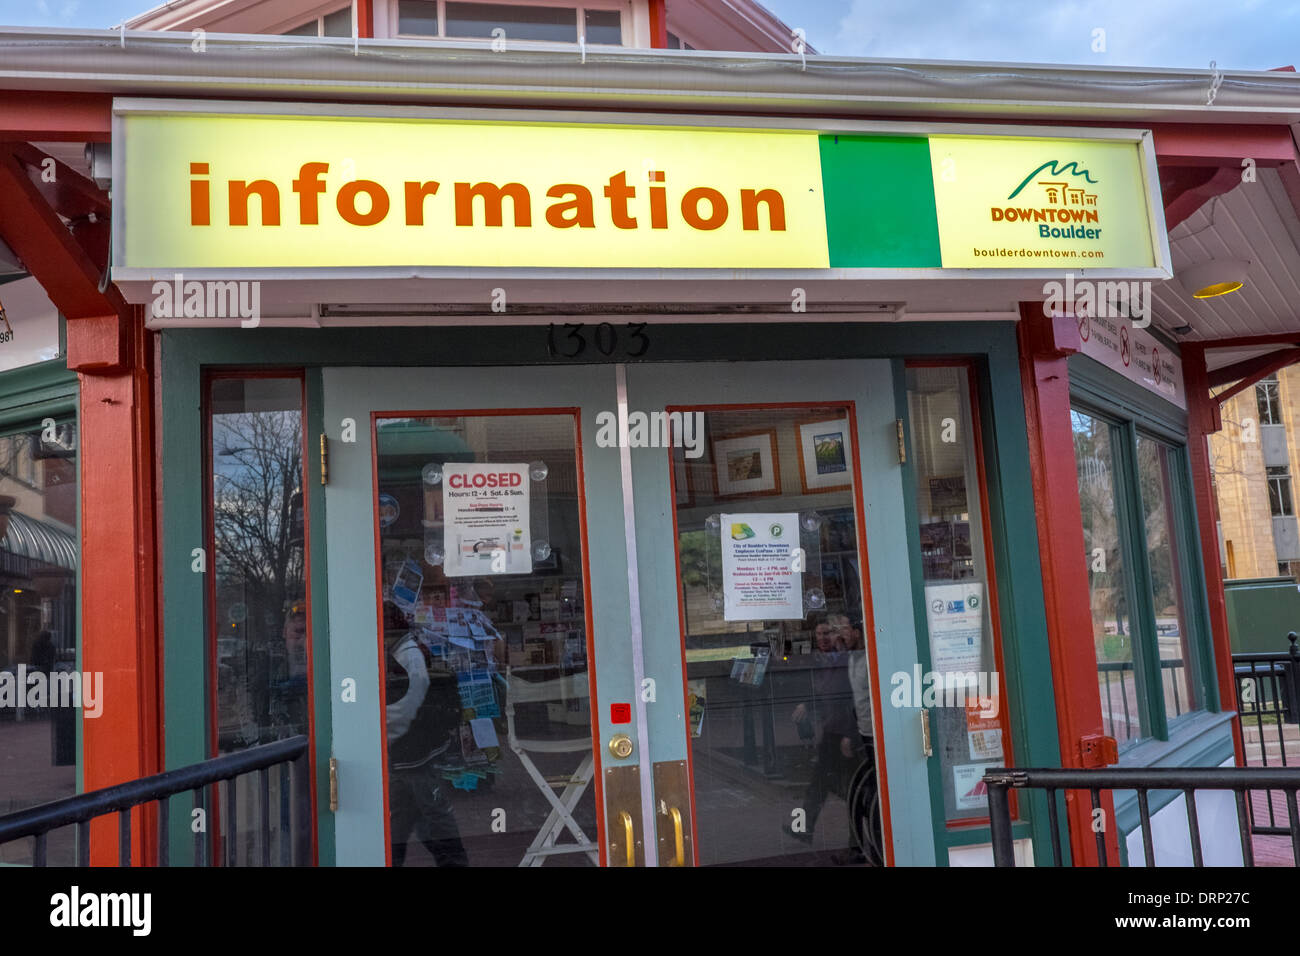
0, 0, 1296, 71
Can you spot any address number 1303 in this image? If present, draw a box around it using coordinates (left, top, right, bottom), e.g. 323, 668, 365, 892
546, 322, 649, 359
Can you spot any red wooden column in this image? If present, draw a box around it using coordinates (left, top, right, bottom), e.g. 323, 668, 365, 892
356, 0, 374, 38
66, 308, 162, 865
648, 0, 668, 47
1017, 303, 1119, 866
1181, 345, 1245, 764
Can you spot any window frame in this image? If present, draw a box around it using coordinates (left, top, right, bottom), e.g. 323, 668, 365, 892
201, 368, 316, 863
280, 2, 355, 37
1266, 465, 1294, 517
1068, 352, 1218, 746
390, 0, 629, 46
1256, 376, 1281, 426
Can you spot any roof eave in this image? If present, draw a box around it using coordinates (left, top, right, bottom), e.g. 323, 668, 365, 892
0, 29, 1298, 124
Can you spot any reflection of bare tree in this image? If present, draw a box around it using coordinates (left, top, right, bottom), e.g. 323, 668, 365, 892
212, 410, 304, 747
213, 410, 303, 619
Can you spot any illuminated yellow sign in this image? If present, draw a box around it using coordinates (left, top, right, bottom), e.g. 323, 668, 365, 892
120, 114, 830, 269
927, 135, 1156, 269
115, 113, 1162, 273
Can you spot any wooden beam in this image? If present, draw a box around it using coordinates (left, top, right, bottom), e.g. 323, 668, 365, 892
70, 309, 163, 866
0, 91, 112, 142
0, 146, 122, 320
1207, 346, 1300, 391
1160, 165, 1243, 232
10, 143, 110, 221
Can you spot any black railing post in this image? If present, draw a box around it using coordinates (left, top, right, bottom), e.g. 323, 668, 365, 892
1284, 632, 1300, 725
984, 770, 1018, 867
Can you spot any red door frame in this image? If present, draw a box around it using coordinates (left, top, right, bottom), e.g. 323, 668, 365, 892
664, 400, 892, 866
200, 369, 319, 865
1016, 305, 1120, 867
366, 407, 606, 867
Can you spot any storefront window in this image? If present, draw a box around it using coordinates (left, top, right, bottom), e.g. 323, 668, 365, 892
0, 419, 79, 865
905, 366, 1010, 823
445, 2, 578, 41
373, 413, 594, 866
1136, 435, 1199, 722
671, 404, 883, 865
1073, 409, 1147, 746
208, 377, 308, 862
1072, 399, 1207, 745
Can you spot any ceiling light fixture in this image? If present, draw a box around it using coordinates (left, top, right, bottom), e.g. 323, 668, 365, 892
1178, 257, 1249, 299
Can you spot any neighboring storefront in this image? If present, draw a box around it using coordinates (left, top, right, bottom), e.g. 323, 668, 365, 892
0, 271, 80, 865
3, 22, 1300, 867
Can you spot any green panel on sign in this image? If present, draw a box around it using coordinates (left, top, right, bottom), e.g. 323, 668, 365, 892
819, 135, 942, 268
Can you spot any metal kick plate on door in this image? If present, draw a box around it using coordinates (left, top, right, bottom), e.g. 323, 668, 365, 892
604, 764, 644, 867
652, 760, 694, 867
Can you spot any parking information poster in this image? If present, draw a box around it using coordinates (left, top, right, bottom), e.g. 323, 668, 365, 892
721, 513, 802, 621
443, 463, 531, 577
924, 582, 985, 672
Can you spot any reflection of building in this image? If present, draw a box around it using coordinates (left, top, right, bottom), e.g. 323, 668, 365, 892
1210, 369, 1300, 579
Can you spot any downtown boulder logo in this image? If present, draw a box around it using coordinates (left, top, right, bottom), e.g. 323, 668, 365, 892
989, 160, 1104, 242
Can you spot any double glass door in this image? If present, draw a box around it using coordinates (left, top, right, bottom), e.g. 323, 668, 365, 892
322, 360, 916, 866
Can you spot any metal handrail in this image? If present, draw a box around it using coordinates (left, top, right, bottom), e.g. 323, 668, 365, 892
985, 765, 1300, 867
0, 735, 309, 866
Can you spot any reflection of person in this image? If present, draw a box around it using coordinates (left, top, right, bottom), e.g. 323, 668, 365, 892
283, 603, 308, 680
29, 630, 55, 674
268, 600, 309, 739
788, 612, 855, 843
384, 600, 469, 867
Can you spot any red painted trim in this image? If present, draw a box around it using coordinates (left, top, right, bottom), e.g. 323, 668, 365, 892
1016, 303, 1118, 867
0, 91, 112, 142
72, 309, 162, 866
356, 0, 374, 39
648, 0, 669, 48
1150, 125, 1296, 166
0, 147, 122, 321
299, 374, 320, 865
366, 406, 605, 866
1160, 165, 1243, 232
367, 415, 392, 866
1181, 346, 1246, 765
664, 400, 893, 867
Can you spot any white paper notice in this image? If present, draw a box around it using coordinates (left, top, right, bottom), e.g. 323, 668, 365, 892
720, 513, 802, 622
443, 463, 531, 577
952, 763, 989, 811
925, 582, 984, 673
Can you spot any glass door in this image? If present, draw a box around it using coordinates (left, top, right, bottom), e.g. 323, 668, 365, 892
626, 361, 926, 866
321, 359, 934, 866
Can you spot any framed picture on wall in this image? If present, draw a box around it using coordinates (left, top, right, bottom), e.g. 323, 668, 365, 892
929, 475, 967, 512
712, 429, 781, 499
796, 417, 852, 493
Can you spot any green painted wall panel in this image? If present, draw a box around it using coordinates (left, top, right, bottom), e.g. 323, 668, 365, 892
819, 135, 942, 268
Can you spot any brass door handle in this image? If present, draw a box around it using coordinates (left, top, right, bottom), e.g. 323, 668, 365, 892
920, 708, 933, 758
619, 811, 634, 867
668, 806, 685, 867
